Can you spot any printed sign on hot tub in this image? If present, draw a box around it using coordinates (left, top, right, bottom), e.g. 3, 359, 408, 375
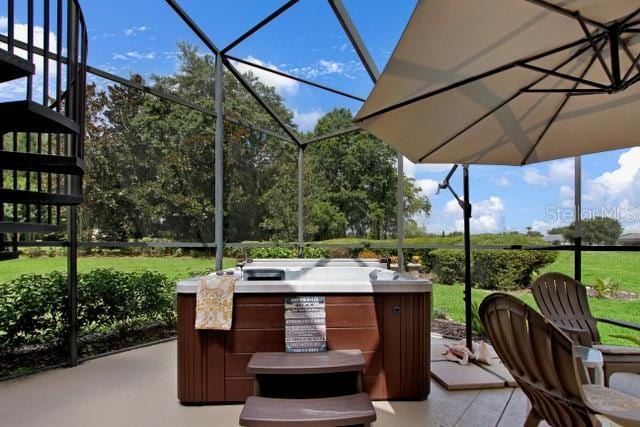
284, 296, 327, 353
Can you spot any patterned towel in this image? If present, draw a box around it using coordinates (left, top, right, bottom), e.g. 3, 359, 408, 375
195, 274, 237, 330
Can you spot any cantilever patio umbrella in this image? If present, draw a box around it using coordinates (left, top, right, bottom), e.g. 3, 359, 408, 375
354, 0, 640, 349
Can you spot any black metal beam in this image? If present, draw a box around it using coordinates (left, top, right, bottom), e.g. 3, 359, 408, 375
302, 125, 361, 145
88, 65, 293, 143
164, 0, 219, 54
327, 0, 379, 83
462, 166, 472, 351
226, 55, 366, 102
164, 1, 301, 145
221, 0, 300, 54
67, 205, 78, 366
222, 56, 302, 145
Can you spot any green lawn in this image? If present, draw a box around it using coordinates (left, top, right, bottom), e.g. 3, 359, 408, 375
433, 283, 640, 347
541, 251, 640, 294
0, 255, 235, 282
2, 254, 638, 347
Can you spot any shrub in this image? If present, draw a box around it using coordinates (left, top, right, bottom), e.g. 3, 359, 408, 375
302, 247, 329, 258
327, 247, 355, 258
427, 249, 557, 290
249, 246, 297, 258
357, 249, 379, 259
0, 269, 175, 351
472, 250, 557, 290
429, 249, 465, 284
0, 272, 68, 348
591, 277, 620, 298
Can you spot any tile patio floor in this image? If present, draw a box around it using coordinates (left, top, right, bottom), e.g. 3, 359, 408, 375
0, 339, 533, 426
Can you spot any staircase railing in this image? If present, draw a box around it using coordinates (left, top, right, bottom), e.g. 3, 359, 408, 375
0, 0, 88, 258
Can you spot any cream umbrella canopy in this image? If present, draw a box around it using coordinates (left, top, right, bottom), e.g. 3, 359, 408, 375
354, 0, 640, 351
354, 0, 640, 165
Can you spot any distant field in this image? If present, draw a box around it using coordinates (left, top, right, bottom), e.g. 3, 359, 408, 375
541, 251, 640, 294
433, 284, 640, 347
0, 256, 235, 283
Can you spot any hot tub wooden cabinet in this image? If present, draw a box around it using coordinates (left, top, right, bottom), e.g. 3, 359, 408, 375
176, 266, 432, 404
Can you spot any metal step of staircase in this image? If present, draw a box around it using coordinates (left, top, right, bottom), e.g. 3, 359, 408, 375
0, 221, 64, 233
0, 188, 82, 205
0, 100, 80, 134
0, 151, 84, 175
0, 49, 35, 83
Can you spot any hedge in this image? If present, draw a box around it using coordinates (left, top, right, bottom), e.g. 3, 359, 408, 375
0, 269, 175, 351
426, 249, 557, 290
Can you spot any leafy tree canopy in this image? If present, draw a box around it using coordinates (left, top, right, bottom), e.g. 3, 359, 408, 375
81, 43, 431, 243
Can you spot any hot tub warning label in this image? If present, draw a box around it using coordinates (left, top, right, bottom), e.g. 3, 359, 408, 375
284, 296, 327, 353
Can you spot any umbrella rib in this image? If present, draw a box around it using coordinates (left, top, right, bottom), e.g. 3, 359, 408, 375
524, 88, 604, 93
619, 7, 640, 26
355, 36, 599, 123
576, 13, 615, 86
417, 42, 595, 163
620, 39, 640, 83
417, 92, 522, 163
518, 63, 608, 89
521, 43, 603, 165
523, 0, 607, 30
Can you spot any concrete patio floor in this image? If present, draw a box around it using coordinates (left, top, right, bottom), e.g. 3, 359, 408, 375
0, 340, 532, 426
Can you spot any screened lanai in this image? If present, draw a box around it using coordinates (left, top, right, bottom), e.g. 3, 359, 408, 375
1, 1, 640, 426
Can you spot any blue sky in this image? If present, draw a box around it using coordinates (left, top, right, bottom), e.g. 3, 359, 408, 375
2, 1, 639, 236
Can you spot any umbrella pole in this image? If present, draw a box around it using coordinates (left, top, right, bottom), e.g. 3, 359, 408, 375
574, 156, 582, 281
463, 165, 473, 351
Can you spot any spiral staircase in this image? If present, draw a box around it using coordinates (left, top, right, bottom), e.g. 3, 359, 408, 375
0, 0, 87, 260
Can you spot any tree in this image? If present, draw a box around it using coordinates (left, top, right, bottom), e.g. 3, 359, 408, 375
80, 43, 431, 244
553, 217, 622, 245
305, 108, 431, 240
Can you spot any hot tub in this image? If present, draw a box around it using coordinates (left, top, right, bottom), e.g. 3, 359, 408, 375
176, 260, 432, 404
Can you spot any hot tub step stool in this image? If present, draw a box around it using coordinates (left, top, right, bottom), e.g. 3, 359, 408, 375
247, 350, 366, 375
248, 350, 366, 398
240, 350, 376, 426
239, 393, 376, 427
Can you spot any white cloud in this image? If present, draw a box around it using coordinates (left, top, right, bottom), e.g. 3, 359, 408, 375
232, 55, 299, 97
530, 218, 567, 234
493, 175, 510, 187
112, 51, 156, 61
444, 196, 506, 233
522, 167, 550, 186
289, 59, 364, 80
318, 60, 344, 74
0, 17, 58, 102
584, 147, 640, 204
126, 51, 155, 60
559, 185, 574, 208
548, 158, 574, 183
522, 158, 574, 189
124, 26, 150, 36
416, 179, 439, 197
293, 109, 324, 132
